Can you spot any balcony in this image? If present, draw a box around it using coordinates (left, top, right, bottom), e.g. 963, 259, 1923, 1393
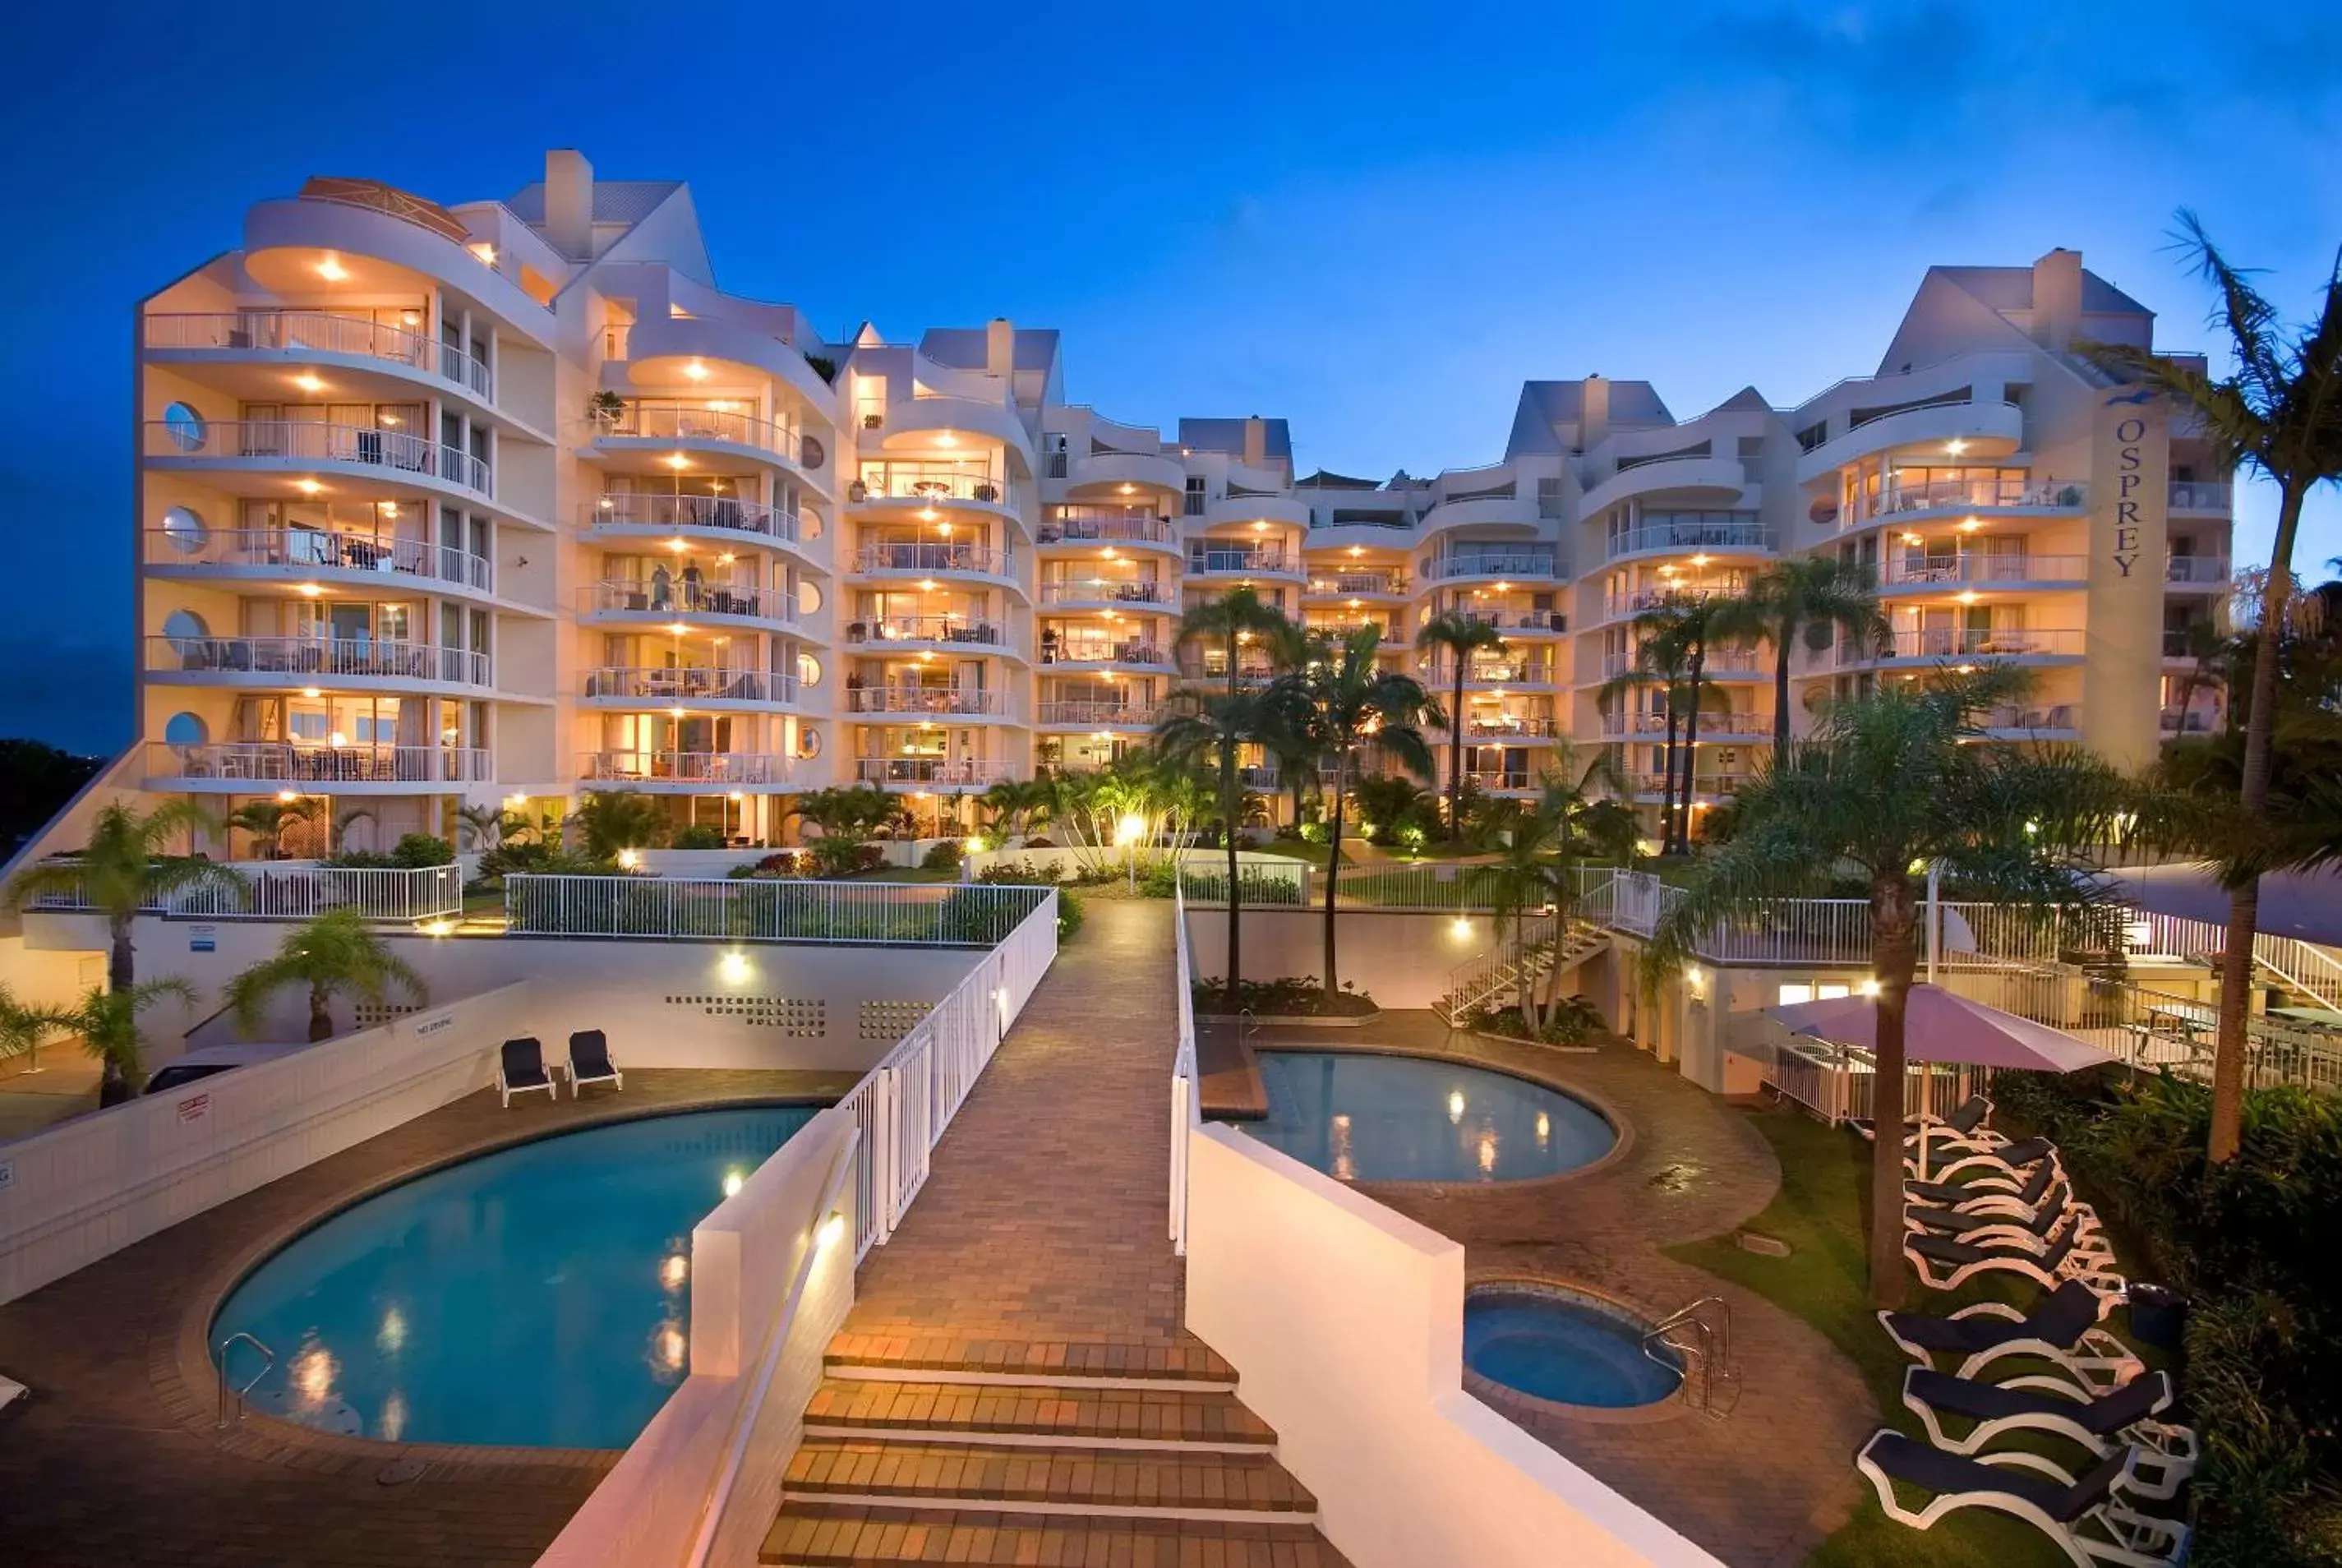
1452, 717, 1561, 740
148, 634, 488, 689
1036, 579, 1170, 609
1035, 700, 1159, 728
1456, 608, 1567, 635
1579, 454, 1750, 516
1978, 703, 2078, 737
846, 685, 1016, 719
2169, 481, 2233, 514
590, 401, 816, 481
1303, 570, 1410, 599
1421, 658, 1556, 689
1600, 711, 1773, 740
145, 526, 491, 595
143, 311, 493, 405
579, 666, 797, 707
855, 758, 1012, 790
1044, 637, 1169, 669
1600, 583, 1745, 620
584, 493, 802, 551
1422, 551, 1558, 582
580, 751, 791, 788
1186, 546, 1297, 578
1795, 395, 2026, 484
851, 542, 1016, 582
1602, 646, 1766, 678
1603, 518, 1774, 562
1462, 767, 1538, 793
144, 740, 491, 791
2165, 556, 2230, 587
851, 463, 1017, 511
1834, 627, 2085, 667
145, 417, 491, 499
1877, 554, 2089, 589
578, 579, 793, 630
2160, 704, 2221, 736
1037, 510, 1176, 550
1630, 771, 1754, 798
845, 615, 1009, 650
1305, 615, 1401, 640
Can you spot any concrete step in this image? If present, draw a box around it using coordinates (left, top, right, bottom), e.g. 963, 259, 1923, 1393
762, 1502, 1350, 1566
825, 1332, 1237, 1391
783, 1437, 1316, 1523
800, 1377, 1277, 1453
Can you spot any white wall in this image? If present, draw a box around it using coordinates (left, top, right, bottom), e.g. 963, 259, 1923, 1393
1185, 907, 1498, 1009
1185, 1125, 1718, 1568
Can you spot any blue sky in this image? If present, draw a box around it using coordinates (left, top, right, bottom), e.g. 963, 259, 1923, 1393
2, 0, 2338, 751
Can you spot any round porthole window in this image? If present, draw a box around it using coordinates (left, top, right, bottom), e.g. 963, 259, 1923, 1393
799, 508, 824, 542
161, 505, 210, 554
796, 725, 823, 759
163, 402, 210, 453
797, 579, 823, 618
796, 652, 823, 690
162, 711, 209, 746
162, 609, 211, 651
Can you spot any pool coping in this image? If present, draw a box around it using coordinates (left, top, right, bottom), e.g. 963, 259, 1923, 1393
167, 1087, 839, 1486
1460, 1271, 1694, 1428
1247, 1039, 1640, 1192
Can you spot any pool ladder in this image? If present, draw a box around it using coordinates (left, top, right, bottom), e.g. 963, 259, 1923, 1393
214, 1330, 274, 1429
1642, 1297, 1740, 1419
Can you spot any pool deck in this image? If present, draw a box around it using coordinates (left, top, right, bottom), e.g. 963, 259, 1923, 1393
0, 1067, 855, 1568
1204, 1012, 1876, 1568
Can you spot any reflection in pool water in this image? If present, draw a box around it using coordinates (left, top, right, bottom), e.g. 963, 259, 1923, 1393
1242, 1051, 1614, 1183
213, 1105, 816, 1448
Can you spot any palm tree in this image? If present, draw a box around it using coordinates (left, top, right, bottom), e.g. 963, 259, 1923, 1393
0, 985, 67, 1068
7, 801, 242, 996
1414, 611, 1507, 840
2082, 214, 2342, 1163
977, 777, 1058, 844
54, 978, 199, 1105
1596, 625, 1722, 855
456, 802, 532, 853
224, 908, 426, 1044
1736, 556, 1888, 753
1478, 749, 1632, 1029
225, 796, 326, 860
1649, 595, 1768, 854
1283, 628, 1436, 1004
572, 790, 671, 862
1156, 688, 1300, 1008
1653, 669, 2132, 1307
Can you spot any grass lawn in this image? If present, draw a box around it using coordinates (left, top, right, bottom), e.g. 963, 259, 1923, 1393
1665, 1108, 2140, 1568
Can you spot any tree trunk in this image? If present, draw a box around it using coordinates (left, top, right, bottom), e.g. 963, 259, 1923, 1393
1678, 650, 1708, 855
1658, 705, 1680, 860
1450, 663, 1467, 841
2209, 482, 2304, 1163
1868, 878, 1920, 1309
1321, 772, 1345, 1006
1773, 615, 1795, 754
97, 1060, 132, 1108
309, 982, 334, 1044
108, 916, 136, 994
1223, 748, 1242, 1011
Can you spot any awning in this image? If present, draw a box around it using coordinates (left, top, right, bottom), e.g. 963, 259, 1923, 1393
1768, 984, 2107, 1073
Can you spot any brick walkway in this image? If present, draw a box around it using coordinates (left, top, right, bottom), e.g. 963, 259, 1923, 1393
0, 1068, 855, 1568
766, 901, 1348, 1566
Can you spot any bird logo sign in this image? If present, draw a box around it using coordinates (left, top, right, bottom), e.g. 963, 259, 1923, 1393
2104, 388, 2157, 407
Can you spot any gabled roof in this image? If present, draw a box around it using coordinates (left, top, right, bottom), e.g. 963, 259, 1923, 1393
1294, 468, 1383, 489
1177, 417, 1293, 461
917, 326, 1062, 371
1932, 265, 2152, 318
1505, 379, 1676, 457
504, 179, 685, 227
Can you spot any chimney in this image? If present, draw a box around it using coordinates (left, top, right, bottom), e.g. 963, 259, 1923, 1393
985, 317, 1015, 379
545, 150, 594, 260
1242, 416, 1267, 468
1580, 375, 1611, 452
2032, 248, 2083, 350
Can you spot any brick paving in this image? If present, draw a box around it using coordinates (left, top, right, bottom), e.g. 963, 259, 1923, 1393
0, 1068, 855, 1568
1215, 1013, 1876, 1568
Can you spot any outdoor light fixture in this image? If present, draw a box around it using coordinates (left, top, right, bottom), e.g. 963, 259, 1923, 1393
1451, 916, 1473, 940
1945, 439, 1969, 455
296, 479, 324, 496
315, 256, 348, 281
722, 1169, 745, 1198
276, 790, 298, 804
616, 848, 641, 869
719, 950, 751, 985
684, 360, 709, 381
666, 453, 690, 470
293, 373, 325, 393
1858, 979, 1883, 998
818, 1211, 846, 1248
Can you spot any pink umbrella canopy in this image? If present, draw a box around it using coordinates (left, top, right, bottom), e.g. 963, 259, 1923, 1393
1768, 984, 2108, 1073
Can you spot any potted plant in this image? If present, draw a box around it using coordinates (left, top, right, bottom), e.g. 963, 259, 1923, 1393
849, 479, 869, 502
588, 390, 625, 427
973, 481, 1000, 503
861, 411, 884, 430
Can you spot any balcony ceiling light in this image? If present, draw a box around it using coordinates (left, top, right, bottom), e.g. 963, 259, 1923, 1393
936, 431, 957, 447
297, 583, 322, 597
380, 502, 399, 518
315, 256, 348, 282
1118, 483, 1136, 495
1957, 663, 1976, 674
920, 579, 937, 592
671, 706, 686, 717
1959, 517, 1983, 532
717, 552, 735, 565
1496, 580, 1513, 592
1348, 599, 1362, 609
1945, 439, 1969, 456
667, 537, 688, 551
684, 360, 710, 381
920, 506, 938, 522
669, 622, 689, 634
1252, 520, 1268, 532
293, 372, 325, 394
302, 686, 321, 698
295, 479, 324, 496
1956, 590, 1979, 605
401, 309, 422, 325
329, 731, 348, 747
1690, 554, 1711, 567
1102, 547, 1118, 560
600, 496, 616, 510
469, 242, 496, 265
1902, 531, 1925, 546
665, 453, 691, 470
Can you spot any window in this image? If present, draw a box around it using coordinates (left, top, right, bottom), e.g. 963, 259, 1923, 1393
163, 402, 209, 452
1184, 477, 1206, 516
162, 712, 207, 746
161, 505, 209, 554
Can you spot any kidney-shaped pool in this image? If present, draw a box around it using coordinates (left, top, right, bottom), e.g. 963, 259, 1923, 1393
212, 1105, 816, 1449
1242, 1050, 1615, 1183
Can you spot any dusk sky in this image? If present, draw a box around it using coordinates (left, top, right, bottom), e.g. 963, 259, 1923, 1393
2, 1, 2337, 753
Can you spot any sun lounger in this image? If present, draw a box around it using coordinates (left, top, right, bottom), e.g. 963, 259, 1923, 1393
1879, 1280, 2144, 1392
1906, 1156, 2061, 1212
1906, 1215, 2123, 1296
498, 1037, 558, 1107
1856, 1430, 2189, 1567
1920, 1135, 2060, 1186
1905, 1182, 2100, 1249
1857, 1094, 1995, 1149
1902, 1367, 2197, 1501
566, 1030, 623, 1097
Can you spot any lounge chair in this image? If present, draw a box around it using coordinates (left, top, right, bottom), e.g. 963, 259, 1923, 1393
1857, 1094, 1994, 1149
1920, 1135, 2060, 1186
498, 1037, 558, 1107
1902, 1367, 2197, 1501
1879, 1280, 2143, 1390
1906, 1215, 2123, 1296
1856, 1431, 2189, 1567
1906, 1155, 2062, 1213
566, 1030, 622, 1097
1905, 1182, 2100, 1248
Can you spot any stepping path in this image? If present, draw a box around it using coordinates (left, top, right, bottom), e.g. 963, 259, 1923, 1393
763, 898, 1349, 1566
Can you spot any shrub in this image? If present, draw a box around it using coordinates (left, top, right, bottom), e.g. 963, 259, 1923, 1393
1468, 995, 1605, 1045
728, 850, 811, 880
809, 837, 884, 878
920, 839, 964, 872
1192, 976, 1375, 1016
1056, 888, 1085, 941
320, 849, 394, 869
976, 858, 1063, 886
671, 824, 726, 850
388, 832, 455, 868
1139, 861, 1180, 899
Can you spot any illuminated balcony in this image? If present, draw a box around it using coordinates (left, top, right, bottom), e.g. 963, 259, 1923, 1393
143, 740, 490, 792
843, 614, 1012, 653
1877, 553, 2088, 591
851, 542, 1017, 588
1035, 699, 1159, 730
588, 400, 820, 488
582, 493, 806, 555
144, 524, 491, 597
578, 579, 795, 632
1036, 578, 1171, 611
845, 685, 1017, 721
144, 310, 495, 406
579, 666, 798, 710
145, 416, 491, 500
147, 634, 489, 692
579, 751, 792, 789
1037, 508, 1178, 553
854, 757, 1012, 791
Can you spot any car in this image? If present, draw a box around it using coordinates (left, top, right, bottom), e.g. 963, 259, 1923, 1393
143, 1041, 312, 1095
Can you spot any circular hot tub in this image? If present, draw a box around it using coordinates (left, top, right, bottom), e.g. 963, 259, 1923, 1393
1464, 1282, 1684, 1412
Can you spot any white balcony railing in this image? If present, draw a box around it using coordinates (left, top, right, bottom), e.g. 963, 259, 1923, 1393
845, 616, 1007, 648
1422, 551, 1557, 580
1305, 571, 1410, 597
1035, 700, 1159, 726
503, 875, 1054, 948
854, 758, 1012, 786
1842, 627, 2086, 666
1037, 579, 1168, 606
24, 861, 463, 922
1979, 703, 2078, 732
1598, 712, 1770, 738
1456, 608, 1567, 633
2168, 481, 2233, 512
1877, 554, 2089, 587
1875, 475, 2086, 516
587, 493, 800, 545
143, 311, 493, 403
2165, 556, 2231, 585
595, 402, 806, 466
145, 741, 491, 784
146, 527, 491, 593
145, 419, 491, 496
579, 579, 791, 624
852, 543, 1012, 577
1186, 547, 1293, 575
845, 686, 1013, 717
1456, 717, 1561, 739
579, 751, 791, 786
853, 464, 1012, 507
1604, 520, 1774, 560
1630, 770, 1754, 796
149, 634, 489, 687
1421, 659, 1556, 686
1044, 639, 1168, 666
1039, 511, 1172, 545
580, 666, 797, 704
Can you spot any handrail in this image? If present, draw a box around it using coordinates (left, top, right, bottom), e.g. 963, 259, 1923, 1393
1640, 1296, 1736, 1418
214, 1330, 275, 1428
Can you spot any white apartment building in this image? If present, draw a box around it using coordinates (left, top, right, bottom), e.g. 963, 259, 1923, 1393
126, 151, 2232, 851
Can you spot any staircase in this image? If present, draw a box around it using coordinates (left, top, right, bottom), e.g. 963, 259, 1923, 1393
1436, 917, 1611, 1027
763, 1333, 1348, 1566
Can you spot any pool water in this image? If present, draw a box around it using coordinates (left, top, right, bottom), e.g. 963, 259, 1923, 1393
1465, 1286, 1683, 1409
213, 1105, 817, 1449
1245, 1050, 1614, 1183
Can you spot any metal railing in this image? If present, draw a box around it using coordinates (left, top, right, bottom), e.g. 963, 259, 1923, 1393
1040, 510, 1172, 545
845, 616, 1007, 648
1877, 554, 2087, 586
1038, 579, 1168, 605
853, 543, 1012, 576
214, 1331, 275, 1429
1305, 571, 1409, 596
586, 493, 800, 545
1422, 552, 1557, 579
145, 741, 490, 784
1605, 521, 1774, 559
1874, 475, 2084, 514
1420, 659, 1557, 686
2165, 556, 2231, 584
1036, 700, 1159, 726
1047, 639, 1168, 666
852, 758, 1012, 786
1455, 609, 1566, 633
1835, 627, 2086, 666
853, 464, 1011, 506
595, 402, 804, 463
147, 527, 492, 593
1979, 703, 2077, 732
505, 874, 1053, 947
1599, 712, 1769, 739
145, 419, 491, 496
1187, 547, 1292, 574
27, 862, 463, 922
149, 634, 490, 688
2168, 481, 2232, 512
578, 751, 791, 786
581, 666, 796, 704
1642, 1298, 1737, 1418
846, 686, 1012, 717
1454, 717, 1561, 739
579, 579, 790, 624
145, 311, 492, 402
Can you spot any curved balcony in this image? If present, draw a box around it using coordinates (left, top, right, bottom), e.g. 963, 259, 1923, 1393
1443, 717, 1561, 743
1035, 700, 1159, 731
580, 751, 792, 790
144, 526, 494, 598
1040, 637, 1171, 673
1977, 703, 2080, 741
1877, 554, 2088, 592
145, 417, 492, 503
849, 463, 1021, 518
242, 194, 556, 350
845, 686, 1017, 722
1036, 579, 1172, 611
1421, 659, 1559, 692
1460, 767, 1541, 796
578, 579, 795, 633
1302, 570, 1411, 602
1037, 510, 1179, 555
1418, 494, 1538, 537
620, 313, 837, 416
1202, 494, 1311, 531
842, 615, 1013, 656
1856, 473, 2087, 523
850, 542, 1020, 591
853, 758, 1011, 791
864, 394, 1035, 469
147, 634, 489, 693
583, 494, 809, 556
144, 741, 491, 792
144, 311, 496, 408
588, 402, 824, 491
1185, 545, 1302, 581
1796, 398, 2026, 484
1455, 609, 1567, 637
579, 666, 798, 710
1579, 454, 1750, 516
1598, 711, 1774, 743
1629, 771, 1754, 801
1066, 449, 1187, 496
1828, 627, 2085, 669
1603, 518, 1775, 565
1421, 550, 1559, 585
1601, 647, 1767, 680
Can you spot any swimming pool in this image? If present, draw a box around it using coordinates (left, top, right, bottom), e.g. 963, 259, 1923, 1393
212, 1104, 817, 1449
1243, 1050, 1615, 1183
1464, 1284, 1683, 1409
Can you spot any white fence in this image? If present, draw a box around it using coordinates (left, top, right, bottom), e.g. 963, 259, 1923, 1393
1170, 883, 1199, 1256
0, 982, 528, 1303
505, 875, 1051, 946
24, 861, 463, 923
961, 845, 1307, 900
